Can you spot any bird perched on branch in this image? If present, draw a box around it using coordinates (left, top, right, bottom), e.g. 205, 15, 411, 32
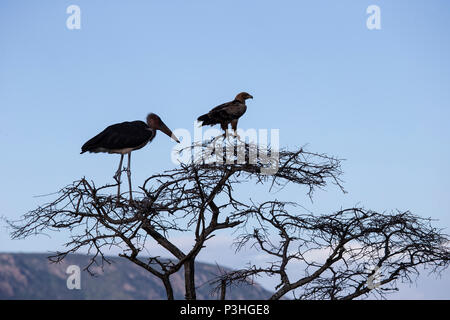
197, 92, 253, 138
81, 113, 179, 201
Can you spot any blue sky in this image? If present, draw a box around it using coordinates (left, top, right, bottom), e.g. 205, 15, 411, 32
0, 0, 449, 298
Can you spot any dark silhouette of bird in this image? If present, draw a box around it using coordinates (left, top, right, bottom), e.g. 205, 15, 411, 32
81, 113, 179, 201
197, 92, 253, 138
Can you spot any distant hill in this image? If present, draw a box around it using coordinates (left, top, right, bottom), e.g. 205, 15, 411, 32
0, 253, 272, 300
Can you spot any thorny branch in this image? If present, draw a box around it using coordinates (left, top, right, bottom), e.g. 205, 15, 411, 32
217, 205, 449, 300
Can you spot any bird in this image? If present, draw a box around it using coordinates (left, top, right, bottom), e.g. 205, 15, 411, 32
197, 92, 253, 139
81, 113, 180, 201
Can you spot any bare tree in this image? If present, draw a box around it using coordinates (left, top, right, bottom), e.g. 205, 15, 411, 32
218, 205, 449, 300
8, 141, 449, 300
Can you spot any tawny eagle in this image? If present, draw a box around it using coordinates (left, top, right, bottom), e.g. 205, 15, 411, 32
197, 92, 253, 136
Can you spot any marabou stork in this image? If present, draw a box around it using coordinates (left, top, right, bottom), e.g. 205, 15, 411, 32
197, 92, 253, 138
81, 113, 180, 201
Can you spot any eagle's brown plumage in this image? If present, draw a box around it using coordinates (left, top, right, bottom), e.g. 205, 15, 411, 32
197, 92, 253, 135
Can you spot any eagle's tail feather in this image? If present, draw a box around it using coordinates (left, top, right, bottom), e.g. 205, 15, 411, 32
197, 114, 215, 126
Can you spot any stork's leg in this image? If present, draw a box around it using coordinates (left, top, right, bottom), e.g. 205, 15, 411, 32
126, 152, 133, 202
114, 154, 124, 200
114, 154, 124, 181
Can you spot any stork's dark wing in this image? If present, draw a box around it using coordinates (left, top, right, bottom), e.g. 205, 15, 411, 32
197, 100, 247, 126
81, 121, 155, 153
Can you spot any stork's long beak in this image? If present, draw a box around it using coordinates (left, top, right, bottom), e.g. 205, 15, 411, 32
160, 122, 180, 143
